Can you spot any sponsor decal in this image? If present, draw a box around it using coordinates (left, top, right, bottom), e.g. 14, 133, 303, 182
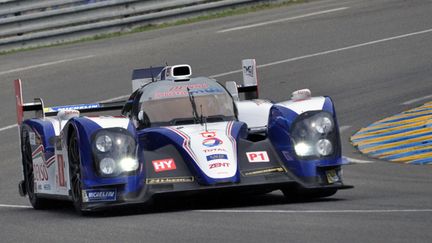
206, 154, 228, 161
146, 176, 194, 184
154, 85, 223, 98
201, 131, 216, 138
203, 148, 227, 153
202, 137, 223, 147
209, 162, 230, 169
83, 189, 117, 202
32, 145, 49, 181
34, 163, 49, 181
45, 103, 100, 112
152, 158, 176, 172
242, 167, 285, 177
43, 184, 51, 190
57, 155, 66, 187
169, 84, 208, 91
29, 132, 36, 145
243, 65, 254, 78
246, 151, 270, 163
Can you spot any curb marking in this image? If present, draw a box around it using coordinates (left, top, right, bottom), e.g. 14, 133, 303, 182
351, 102, 432, 165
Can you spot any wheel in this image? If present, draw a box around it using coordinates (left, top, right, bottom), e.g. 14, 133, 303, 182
21, 127, 50, 209
282, 187, 337, 200
68, 130, 88, 215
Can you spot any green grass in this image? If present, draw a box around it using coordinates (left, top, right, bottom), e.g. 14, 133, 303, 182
0, 0, 308, 56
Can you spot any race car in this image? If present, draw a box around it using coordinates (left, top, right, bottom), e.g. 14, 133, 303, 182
14, 59, 352, 214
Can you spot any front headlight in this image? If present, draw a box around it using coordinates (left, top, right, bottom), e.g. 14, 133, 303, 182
92, 128, 137, 176
316, 139, 333, 156
99, 158, 116, 175
291, 111, 338, 159
313, 116, 333, 134
95, 135, 113, 152
119, 157, 138, 172
294, 142, 314, 157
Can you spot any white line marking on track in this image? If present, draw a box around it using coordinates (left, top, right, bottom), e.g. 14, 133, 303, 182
4, 28, 432, 132
218, 7, 349, 33
97, 94, 130, 103
0, 55, 95, 76
401, 94, 432, 105
211, 27, 432, 78
194, 209, 432, 213
0, 204, 31, 209
0, 124, 18, 132
344, 156, 374, 164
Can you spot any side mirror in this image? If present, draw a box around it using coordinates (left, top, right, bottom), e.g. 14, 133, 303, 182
225, 81, 239, 101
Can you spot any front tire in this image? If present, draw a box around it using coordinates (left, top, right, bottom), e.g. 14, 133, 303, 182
68, 130, 87, 215
21, 127, 50, 209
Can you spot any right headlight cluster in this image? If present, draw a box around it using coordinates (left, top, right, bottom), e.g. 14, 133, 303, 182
291, 111, 338, 158
92, 128, 138, 177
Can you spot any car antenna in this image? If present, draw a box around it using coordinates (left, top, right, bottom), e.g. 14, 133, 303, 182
150, 66, 155, 82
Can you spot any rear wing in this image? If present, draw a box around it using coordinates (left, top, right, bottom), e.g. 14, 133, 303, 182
14, 79, 125, 125
226, 59, 259, 100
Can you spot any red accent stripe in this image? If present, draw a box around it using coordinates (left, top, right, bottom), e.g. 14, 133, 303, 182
46, 156, 55, 168
31, 145, 44, 158
14, 79, 24, 125
166, 127, 198, 162
226, 121, 237, 162
57, 155, 65, 187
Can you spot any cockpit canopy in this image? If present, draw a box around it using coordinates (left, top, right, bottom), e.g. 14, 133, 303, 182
138, 77, 236, 126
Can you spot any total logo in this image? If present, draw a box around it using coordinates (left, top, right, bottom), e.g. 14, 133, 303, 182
202, 137, 223, 147
202, 148, 227, 153
152, 158, 176, 172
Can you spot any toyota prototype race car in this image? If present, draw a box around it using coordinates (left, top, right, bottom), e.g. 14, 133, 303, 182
14, 59, 352, 214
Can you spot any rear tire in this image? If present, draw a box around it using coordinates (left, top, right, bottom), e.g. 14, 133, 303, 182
21, 127, 50, 209
68, 130, 88, 215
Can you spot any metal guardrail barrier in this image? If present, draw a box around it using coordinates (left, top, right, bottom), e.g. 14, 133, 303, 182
0, 0, 264, 52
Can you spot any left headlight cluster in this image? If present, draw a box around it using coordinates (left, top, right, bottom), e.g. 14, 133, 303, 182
291, 111, 339, 159
92, 128, 138, 177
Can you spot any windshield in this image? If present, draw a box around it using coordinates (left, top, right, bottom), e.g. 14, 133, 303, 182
139, 78, 235, 125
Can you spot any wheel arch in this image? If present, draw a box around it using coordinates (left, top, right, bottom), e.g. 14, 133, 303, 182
63, 118, 97, 185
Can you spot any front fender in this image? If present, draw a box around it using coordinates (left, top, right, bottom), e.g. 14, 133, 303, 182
268, 96, 342, 180
64, 117, 137, 189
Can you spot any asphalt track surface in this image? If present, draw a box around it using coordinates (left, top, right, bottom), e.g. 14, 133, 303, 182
1, 0, 432, 242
